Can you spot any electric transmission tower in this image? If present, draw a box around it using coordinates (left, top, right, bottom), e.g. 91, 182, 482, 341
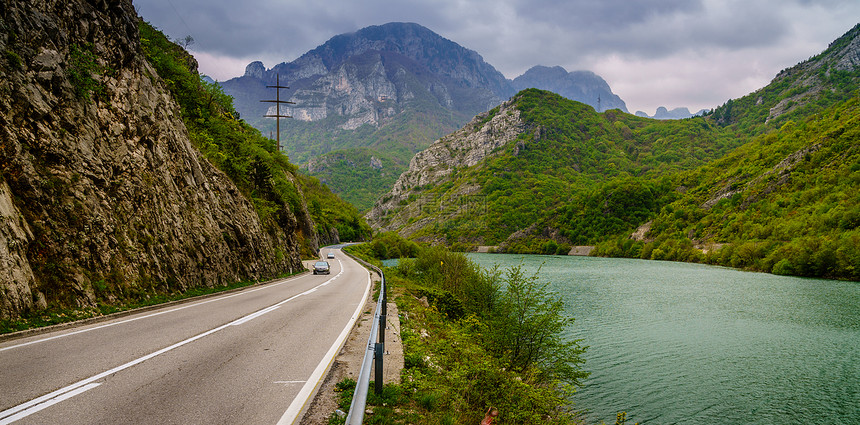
260, 74, 294, 151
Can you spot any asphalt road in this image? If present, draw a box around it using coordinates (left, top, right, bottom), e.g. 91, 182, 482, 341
0, 247, 371, 425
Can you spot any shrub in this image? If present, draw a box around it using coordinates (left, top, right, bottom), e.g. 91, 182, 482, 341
772, 258, 794, 275
486, 266, 589, 386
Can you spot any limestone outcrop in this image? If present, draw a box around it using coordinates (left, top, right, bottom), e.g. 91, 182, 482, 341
0, 0, 308, 318
367, 98, 526, 231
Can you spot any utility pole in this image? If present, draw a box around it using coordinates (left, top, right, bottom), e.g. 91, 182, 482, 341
260, 74, 294, 151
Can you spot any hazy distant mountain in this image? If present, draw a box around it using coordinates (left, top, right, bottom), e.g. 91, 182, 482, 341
221, 22, 511, 144
218, 23, 629, 210
512, 65, 628, 112
635, 106, 709, 120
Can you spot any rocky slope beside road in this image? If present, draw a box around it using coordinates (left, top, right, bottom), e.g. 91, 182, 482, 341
0, 0, 309, 319
366, 98, 526, 233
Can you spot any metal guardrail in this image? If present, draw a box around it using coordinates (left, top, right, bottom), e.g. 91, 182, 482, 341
343, 251, 386, 425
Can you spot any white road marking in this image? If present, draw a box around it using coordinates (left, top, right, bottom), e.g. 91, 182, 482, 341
0, 269, 346, 424
277, 261, 371, 425
1, 273, 309, 353
0, 383, 101, 425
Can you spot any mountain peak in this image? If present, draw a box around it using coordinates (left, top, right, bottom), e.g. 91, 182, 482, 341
774, 23, 860, 82
512, 65, 628, 113
269, 21, 510, 96
244, 61, 266, 79
824, 23, 860, 72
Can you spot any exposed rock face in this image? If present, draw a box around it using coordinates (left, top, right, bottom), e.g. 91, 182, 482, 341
223, 23, 510, 133
0, 0, 306, 318
512, 65, 628, 113
366, 98, 526, 229
244, 61, 266, 79
766, 24, 860, 122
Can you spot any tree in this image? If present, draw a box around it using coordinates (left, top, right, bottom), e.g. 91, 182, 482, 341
488, 266, 589, 386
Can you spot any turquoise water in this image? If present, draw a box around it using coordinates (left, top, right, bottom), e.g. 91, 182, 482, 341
466, 254, 860, 425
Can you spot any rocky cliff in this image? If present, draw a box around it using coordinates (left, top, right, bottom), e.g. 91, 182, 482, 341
366, 98, 526, 233
0, 0, 308, 319
222, 22, 510, 137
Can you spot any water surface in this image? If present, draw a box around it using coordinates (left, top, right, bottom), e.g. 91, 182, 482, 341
467, 254, 860, 424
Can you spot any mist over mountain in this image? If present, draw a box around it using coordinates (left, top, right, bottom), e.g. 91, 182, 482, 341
512, 65, 628, 112
635, 106, 709, 119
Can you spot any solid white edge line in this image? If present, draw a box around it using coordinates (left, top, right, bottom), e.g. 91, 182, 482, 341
1, 271, 345, 423
0, 273, 309, 353
276, 261, 372, 425
0, 383, 100, 425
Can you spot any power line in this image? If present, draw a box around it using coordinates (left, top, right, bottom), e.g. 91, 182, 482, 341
260, 74, 295, 151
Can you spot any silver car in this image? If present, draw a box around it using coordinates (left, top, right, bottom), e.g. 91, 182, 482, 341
313, 261, 330, 275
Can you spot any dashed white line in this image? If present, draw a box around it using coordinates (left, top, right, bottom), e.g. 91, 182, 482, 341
0, 269, 345, 424
0, 274, 309, 353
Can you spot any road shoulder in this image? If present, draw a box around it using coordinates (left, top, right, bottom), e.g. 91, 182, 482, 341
299, 274, 404, 424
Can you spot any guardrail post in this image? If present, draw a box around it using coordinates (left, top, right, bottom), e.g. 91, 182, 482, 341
374, 342, 384, 394
342, 248, 388, 424
378, 312, 386, 344
382, 281, 387, 316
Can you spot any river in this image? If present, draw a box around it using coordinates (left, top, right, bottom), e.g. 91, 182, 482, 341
466, 254, 860, 425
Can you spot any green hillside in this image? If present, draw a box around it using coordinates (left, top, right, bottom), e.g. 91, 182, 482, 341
375, 24, 860, 281
139, 21, 370, 250
305, 147, 401, 212
385, 89, 744, 246
598, 97, 860, 280
591, 25, 860, 280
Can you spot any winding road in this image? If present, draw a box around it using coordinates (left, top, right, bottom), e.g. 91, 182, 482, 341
0, 247, 370, 425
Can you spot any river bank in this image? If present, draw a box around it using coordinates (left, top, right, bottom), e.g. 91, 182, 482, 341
468, 253, 860, 425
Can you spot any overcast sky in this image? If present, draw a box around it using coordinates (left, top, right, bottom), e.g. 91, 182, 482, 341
134, 0, 859, 114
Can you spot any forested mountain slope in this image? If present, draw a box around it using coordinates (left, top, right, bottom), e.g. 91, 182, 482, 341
599, 90, 859, 280
368, 89, 743, 247
369, 24, 860, 280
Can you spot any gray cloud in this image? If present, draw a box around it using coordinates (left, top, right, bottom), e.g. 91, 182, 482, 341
134, 0, 860, 113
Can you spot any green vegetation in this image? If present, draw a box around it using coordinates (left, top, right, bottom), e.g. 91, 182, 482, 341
306, 148, 401, 211
348, 231, 421, 261
138, 20, 369, 250
68, 43, 108, 101
598, 97, 860, 280
342, 235, 588, 424
381, 24, 860, 282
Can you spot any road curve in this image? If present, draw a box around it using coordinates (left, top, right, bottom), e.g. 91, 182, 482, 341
0, 247, 370, 425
